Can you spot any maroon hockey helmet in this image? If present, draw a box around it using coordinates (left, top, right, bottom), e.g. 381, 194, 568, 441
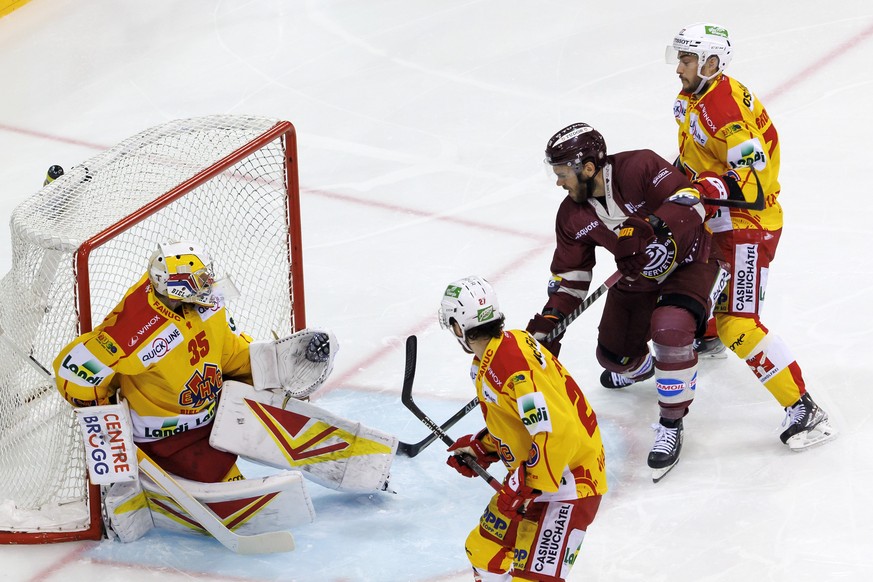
544, 123, 607, 172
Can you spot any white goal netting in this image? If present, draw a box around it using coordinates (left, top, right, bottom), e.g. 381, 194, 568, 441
0, 115, 303, 540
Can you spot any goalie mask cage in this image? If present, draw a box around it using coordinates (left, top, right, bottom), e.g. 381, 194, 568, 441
0, 115, 305, 543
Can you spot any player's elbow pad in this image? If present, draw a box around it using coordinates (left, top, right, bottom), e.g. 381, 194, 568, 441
653, 190, 705, 234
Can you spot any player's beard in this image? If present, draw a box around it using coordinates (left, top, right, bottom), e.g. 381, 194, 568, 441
569, 172, 594, 204
679, 73, 696, 93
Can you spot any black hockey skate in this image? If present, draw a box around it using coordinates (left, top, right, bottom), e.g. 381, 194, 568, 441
600, 354, 655, 389
780, 393, 837, 451
648, 418, 683, 483
693, 336, 727, 359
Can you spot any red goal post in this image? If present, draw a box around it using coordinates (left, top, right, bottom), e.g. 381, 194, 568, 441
0, 115, 305, 543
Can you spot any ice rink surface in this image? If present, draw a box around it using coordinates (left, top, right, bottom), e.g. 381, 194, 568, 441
1, 1, 872, 580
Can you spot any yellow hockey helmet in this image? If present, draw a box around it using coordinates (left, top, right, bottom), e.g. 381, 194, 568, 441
148, 240, 215, 306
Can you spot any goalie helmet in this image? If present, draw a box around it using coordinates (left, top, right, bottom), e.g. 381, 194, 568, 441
148, 240, 216, 306
438, 276, 504, 353
545, 123, 607, 173
667, 23, 733, 78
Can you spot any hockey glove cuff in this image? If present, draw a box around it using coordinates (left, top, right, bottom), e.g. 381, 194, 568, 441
496, 466, 537, 521
526, 310, 564, 356
447, 428, 500, 478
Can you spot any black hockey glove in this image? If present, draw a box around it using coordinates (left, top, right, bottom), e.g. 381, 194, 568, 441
526, 310, 564, 356
614, 216, 655, 280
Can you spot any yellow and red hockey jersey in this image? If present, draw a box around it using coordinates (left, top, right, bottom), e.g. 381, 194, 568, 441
674, 73, 783, 233
53, 273, 253, 442
470, 330, 607, 500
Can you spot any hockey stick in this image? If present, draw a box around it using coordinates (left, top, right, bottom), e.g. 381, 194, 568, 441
396, 395, 479, 457
136, 447, 295, 554
544, 270, 622, 342
699, 167, 765, 210
399, 335, 500, 492
674, 156, 765, 211
0, 322, 55, 380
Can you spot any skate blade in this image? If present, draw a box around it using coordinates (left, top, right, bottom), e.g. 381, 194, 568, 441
697, 350, 728, 360
786, 421, 838, 451
651, 459, 679, 483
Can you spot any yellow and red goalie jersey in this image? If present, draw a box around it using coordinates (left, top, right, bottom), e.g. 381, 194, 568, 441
471, 330, 607, 500
53, 273, 253, 442
674, 73, 783, 232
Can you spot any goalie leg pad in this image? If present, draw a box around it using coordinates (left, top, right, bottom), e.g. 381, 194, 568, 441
104, 480, 155, 542
210, 381, 397, 492
141, 469, 314, 537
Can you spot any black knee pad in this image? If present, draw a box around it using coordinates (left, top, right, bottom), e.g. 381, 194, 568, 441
596, 342, 647, 373
656, 293, 708, 337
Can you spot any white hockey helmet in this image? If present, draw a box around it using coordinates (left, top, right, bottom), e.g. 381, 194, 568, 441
148, 240, 216, 306
667, 23, 733, 80
438, 276, 504, 353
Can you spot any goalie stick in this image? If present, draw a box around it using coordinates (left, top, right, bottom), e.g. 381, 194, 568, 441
136, 447, 295, 554
399, 335, 500, 492
544, 270, 622, 342
4, 325, 296, 553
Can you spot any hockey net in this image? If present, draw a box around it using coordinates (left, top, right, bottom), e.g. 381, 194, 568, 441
0, 115, 305, 543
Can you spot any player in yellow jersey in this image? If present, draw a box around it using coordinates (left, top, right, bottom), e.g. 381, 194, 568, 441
439, 276, 606, 582
53, 240, 341, 479
666, 23, 836, 449
54, 240, 397, 543
54, 240, 395, 489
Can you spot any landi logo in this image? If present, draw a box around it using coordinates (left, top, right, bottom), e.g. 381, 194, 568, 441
476, 306, 495, 322
444, 285, 462, 298
704, 25, 729, 38
59, 344, 114, 387
519, 393, 551, 431
727, 139, 766, 171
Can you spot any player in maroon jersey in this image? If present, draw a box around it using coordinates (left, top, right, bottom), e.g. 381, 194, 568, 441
526, 122, 722, 481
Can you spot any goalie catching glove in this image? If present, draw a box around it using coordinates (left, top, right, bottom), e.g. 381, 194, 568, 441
446, 428, 501, 478
249, 328, 338, 398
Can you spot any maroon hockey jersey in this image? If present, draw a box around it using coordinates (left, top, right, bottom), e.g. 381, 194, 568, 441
544, 149, 710, 316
